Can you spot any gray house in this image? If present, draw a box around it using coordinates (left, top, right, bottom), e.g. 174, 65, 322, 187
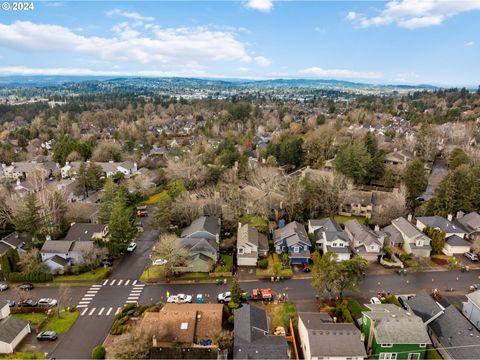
406, 290, 480, 359
237, 223, 268, 267
455, 211, 480, 241
298, 312, 366, 360
40, 240, 95, 274
344, 220, 384, 261
463, 290, 480, 330
415, 216, 467, 239
181, 216, 221, 242
0, 303, 30, 354
389, 217, 431, 257
234, 304, 289, 359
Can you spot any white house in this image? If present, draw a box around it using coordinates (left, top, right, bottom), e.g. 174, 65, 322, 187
390, 217, 431, 257
463, 290, 480, 330
415, 216, 467, 239
40, 240, 95, 273
237, 223, 268, 266
61, 161, 138, 179
310, 218, 351, 261
443, 235, 471, 255
0, 303, 31, 354
344, 220, 384, 262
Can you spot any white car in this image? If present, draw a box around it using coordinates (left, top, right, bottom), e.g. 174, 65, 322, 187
38, 298, 58, 307
217, 291, 231, 304
167, 294, 193, 304
152, 258, 167, 266
370, 297, 382, 305
126, 242, 137, 252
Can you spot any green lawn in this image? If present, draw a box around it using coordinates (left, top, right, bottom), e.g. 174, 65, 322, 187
215, 254, 233, 273
346, 299, 364, 317
54, 267, 110, 282
42, 310, 79, 334
0, 352, 46, 359
140, 265, 165, 282
256, 254, 293, 277
334, 215, 367, 225
12, 313, 47, 325
266, 302, 297, 328
144, 191, 168, 204
179, 272, 210, 279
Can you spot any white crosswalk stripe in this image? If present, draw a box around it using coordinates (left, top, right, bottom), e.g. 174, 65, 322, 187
115, 307, 122, 315
110, 279, 116, 286
77, 305, 88, 308
125, 300, 137, 304
81, 308, 89, 316
106, 307, 113, 316
79, 301, 91, 305
103, 279, 108, 285
132, 280, 137, 286
124, 280, 130, 286
88, 308, 96, 316
117, 280, 123, 286
98, 307, 105, 316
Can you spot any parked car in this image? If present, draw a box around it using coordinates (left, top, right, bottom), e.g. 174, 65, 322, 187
4, 300, 15, 307
37, 331, 57, 341
38, 298, 58, 307
464, 252, 479, 262
152, 258, 167, 266
0, 283, 8, 291
101, 256, 113, 266
217, 291, 231, 303
17, 283, 34, 291
370, 297, 382, 304
250, 288, 273, 302
167, 294, 193, 304
126, 242, 137, 252
136, 205, 148, 217
19, 299, 38, 307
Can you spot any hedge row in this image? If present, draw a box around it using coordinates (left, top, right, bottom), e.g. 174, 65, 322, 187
8, 271, 53, 283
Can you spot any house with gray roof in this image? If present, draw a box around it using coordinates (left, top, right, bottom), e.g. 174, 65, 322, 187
443, 234, 471, 255
0, 302, 30, 354
64, 223, 108, 242
234, 304, 289, 359
390, 217, 431, 257
40, 239, 96, 274
0, 233, 31, 257
463, 289, 480, 330
237, 223, 268, 267
345, 220, 384, 262
361, 304, 431, 360
274, 221, 311, 264
309, 218, 351, 261
407, 291, 480, 359
456, 211, 480, 241
181, 216, 221, 243
298, 312, 366, 360
174, 237, 219, 273
415, 216, 467, 239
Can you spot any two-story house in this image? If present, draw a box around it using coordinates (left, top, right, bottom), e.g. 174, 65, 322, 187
345, 220, 384, 262
415, 216, 468, 239
273, 221, 311, 264
455, 211, 480, 241
389, 217, 431, 258
298, 312, 366, 360
40, 240, 95, 274
237, 223, 268, 267
463, 289, 480, 330
309, 218, 351, 261
361, 304, 431, 360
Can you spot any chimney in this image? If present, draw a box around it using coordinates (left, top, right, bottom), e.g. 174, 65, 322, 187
374, 225, 380, 232
447, 214, 453, 221
407, 214, 413, 222
238, 222, 242, 230
394, 147, 398, 152
456, 211, 465, 219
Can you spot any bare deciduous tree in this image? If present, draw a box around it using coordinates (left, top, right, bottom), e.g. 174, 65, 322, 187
151, 234, 189, 277
18, 248, 41, 274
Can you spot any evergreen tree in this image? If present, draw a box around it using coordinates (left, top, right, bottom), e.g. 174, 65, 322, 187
334, 141, 371, 185
403, 157, 428, 202
14, 193, 43, 238
108, 194, 135, 246
230, 275, 243, 307
98, 177, 117, 223
76, 162, 88, 198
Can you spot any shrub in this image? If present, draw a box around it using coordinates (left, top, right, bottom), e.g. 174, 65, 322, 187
92, 346, 106, 359
384, 294, 402, 307
257, 259, 268, 269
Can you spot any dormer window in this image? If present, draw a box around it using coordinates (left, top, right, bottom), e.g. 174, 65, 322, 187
238, 248, 244, 255
415, 240, 423, 247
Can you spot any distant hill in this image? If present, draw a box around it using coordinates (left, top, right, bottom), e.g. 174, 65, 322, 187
0, 75, 439, 92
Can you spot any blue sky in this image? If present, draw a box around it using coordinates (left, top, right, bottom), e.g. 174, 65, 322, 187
0, 0, 479, 85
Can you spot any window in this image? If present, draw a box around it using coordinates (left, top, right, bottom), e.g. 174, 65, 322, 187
408, 354, 420, 360
293, 246, 300, 253
379, 353, 397, 360
416, 240, 423, 247
381, 344, 393, 348
370, 245, 377, 251
238, 248, 244, 255
419, 344, 426, 348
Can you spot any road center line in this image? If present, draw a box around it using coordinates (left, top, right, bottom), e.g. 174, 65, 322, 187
88, 308, 96, 316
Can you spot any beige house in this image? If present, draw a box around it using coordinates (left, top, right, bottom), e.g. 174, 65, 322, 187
0, 303, 31, 354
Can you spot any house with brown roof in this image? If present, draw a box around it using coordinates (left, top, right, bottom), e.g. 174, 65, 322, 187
140, 304, 223, 347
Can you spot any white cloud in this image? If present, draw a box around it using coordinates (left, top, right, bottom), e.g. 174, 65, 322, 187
465, 41, 475, 47
0, 21, 254, 65
105, 9, 155, 22
349, 0, 480, 29
299, 67, 382, 80
346, 11, 357, 20
244, 0, 273, 12
254, 56, 271, 66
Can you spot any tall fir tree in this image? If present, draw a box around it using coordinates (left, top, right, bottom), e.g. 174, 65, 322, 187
98, 177, 117, 223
